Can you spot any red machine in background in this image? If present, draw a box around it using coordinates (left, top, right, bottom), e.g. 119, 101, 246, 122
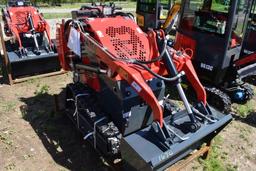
0, 0, 60, 84
56, 3, 231, 170
235, 0, 256, 81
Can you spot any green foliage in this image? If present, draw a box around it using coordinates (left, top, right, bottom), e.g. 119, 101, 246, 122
43, 13, 71, 19
34, 84, 50, 96
0, 101, 16, 112
235, 101, 255, 118
199, 136, 237, 171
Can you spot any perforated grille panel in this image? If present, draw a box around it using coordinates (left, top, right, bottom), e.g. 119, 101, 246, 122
105, 26, 147, 61
15, 11, 27, 24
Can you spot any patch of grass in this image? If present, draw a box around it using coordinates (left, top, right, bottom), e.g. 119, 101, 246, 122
199, 136, 237, 171
23, 154, 33, 160
0, 101, 16, 112
238, 126, 251, 143
26, 78, 40, 84
34, 84, 50, 96
43, 13, 71, 19
4, 163, 16, 170
199, 136, 225, 171
235, 101, 255, 118
39, 3, 83, 9
118, 1, 136, 8
227, 164, 238, 171
0, 130, 14, 150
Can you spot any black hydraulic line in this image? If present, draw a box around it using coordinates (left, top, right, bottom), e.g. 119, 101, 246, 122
28, 13, 40, 52
28, 14, 35, 33
75, 64, 107, 74
160, 39, 197, 123
133, 61, 184, 82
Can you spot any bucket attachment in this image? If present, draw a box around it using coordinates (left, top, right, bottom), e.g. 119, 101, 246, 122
121, 106, 232, 171
0, 2, 61, 83
7, 50, 60, 79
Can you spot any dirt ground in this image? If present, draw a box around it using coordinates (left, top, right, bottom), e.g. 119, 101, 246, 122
0, 74, 111, 171
0, 13, 256, 171
0, 73, 255, 171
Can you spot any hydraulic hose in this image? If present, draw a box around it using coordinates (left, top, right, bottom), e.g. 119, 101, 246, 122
133, 61, 185, 82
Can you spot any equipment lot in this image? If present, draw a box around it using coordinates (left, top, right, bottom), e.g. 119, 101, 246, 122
0, 5, 256, 171
0, 74, 255, 171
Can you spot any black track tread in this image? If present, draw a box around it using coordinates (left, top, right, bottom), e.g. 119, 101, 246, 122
241, 83, 254, 102
204, 86, 232, 113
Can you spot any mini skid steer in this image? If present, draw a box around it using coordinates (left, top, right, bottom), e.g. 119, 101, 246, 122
0, 0, 60, 84
56, 3, 232, 170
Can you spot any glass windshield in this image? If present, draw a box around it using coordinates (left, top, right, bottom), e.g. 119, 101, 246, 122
233, 0, 251, 36
179, 0, 230, 35
8, 0, 31, 7
137, 0, 171, 18
137, 0, 158, 13
159, 0, 171, 19
251, 0, 256, 22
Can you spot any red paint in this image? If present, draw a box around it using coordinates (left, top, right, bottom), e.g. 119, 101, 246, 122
174, 33, 196, 59
235, 53, 256, 67
3, 6, 52, 48
57, 13, 207, 127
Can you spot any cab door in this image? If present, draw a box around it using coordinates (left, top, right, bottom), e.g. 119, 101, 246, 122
241, 0, 256, 55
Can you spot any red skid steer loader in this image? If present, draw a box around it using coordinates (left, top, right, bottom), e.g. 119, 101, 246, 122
56, 3, 232, 170
0, 0, 61, 84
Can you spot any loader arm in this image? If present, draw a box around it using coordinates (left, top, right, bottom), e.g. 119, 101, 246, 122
171, 50, 207, 105
163, 3, 181, 32
80, 32, 164, 127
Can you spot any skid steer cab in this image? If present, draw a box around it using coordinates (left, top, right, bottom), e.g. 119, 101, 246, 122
0, 0, 61, 84
56, 3, 232, 171
235, 0, 256, 79
174, 0, 255, 112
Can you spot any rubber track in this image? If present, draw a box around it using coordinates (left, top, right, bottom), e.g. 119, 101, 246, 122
204, 86, 232, 113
